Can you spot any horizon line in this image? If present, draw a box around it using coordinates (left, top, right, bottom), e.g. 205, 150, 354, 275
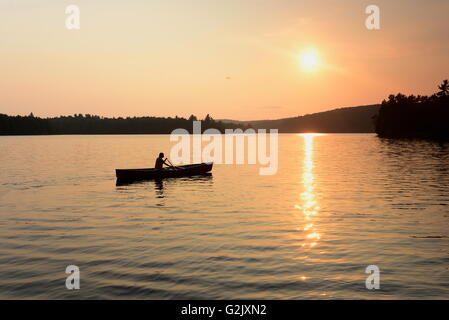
1, 103, 380, 123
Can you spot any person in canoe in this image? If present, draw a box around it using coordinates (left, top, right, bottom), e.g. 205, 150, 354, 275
155, 152, 170, 169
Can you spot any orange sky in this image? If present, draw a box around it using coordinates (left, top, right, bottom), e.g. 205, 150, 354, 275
1, 0, 448, 120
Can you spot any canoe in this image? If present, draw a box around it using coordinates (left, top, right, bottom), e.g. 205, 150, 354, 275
116, 162, 213, 182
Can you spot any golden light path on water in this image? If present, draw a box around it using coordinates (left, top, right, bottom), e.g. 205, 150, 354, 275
296, 134, 323, 250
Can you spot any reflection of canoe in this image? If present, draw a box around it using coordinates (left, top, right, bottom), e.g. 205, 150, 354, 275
116, 162, 213, 182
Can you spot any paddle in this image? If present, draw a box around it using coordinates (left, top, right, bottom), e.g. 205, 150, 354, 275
165, 158, 180, 170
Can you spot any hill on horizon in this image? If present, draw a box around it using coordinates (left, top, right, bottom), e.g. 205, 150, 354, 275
220, 104, 381, 133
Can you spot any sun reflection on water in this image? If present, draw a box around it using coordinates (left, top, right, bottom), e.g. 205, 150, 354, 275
296, 134, 323, 249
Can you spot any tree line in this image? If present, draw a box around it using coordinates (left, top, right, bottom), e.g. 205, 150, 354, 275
374, 80, 449, 140
0, 113, 251, 135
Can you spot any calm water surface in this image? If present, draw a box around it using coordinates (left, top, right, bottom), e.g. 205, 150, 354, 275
1, 134, 449, 299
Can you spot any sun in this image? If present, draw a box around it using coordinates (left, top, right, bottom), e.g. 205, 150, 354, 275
299, 50, 319, 71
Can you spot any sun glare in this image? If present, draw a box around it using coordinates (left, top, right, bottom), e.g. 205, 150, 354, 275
299, 50, 319, 71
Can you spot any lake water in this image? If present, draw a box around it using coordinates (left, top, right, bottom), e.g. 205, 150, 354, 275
1, 134, 449, 299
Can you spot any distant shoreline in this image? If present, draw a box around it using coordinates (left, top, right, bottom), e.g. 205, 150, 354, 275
0, 104, 380, 136
0, 113, 249, 136
0, 132, 378, 137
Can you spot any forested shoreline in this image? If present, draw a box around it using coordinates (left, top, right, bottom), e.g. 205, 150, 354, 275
374, 80, 449, 140
0, 114, 249, 135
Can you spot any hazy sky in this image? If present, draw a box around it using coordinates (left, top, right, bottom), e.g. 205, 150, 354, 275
1, 0, 448, 120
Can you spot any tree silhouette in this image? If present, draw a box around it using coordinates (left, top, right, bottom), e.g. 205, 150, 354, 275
375, 79, 449, 140
204, 114, 212, 123
437, 79, 449, 97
